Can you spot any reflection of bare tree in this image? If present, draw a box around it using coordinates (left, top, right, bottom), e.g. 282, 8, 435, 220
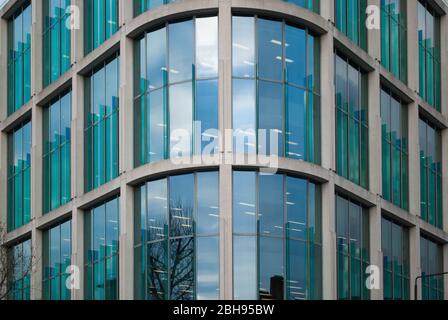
146, 199, 195, 300
0, 223, 36, 300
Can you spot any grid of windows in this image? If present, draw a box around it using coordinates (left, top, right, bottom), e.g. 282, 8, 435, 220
43, 91, 71, 213
380, 88, 408, 210
419, 118, 442, 229
381, 217, 410, 300
43, 0, 71, 87
7, 121, 32, 232
7, 239, 32, 300
335, 52, 369, 189
233, 171, 322, 300
232, 16, 321, 162
134, 172, 220, 300
417, 1, 441, 111
42, 220, 72, 300
134, 16, 219, 167
84, 197, 120, 300
84, 0, 119, 55
7, 1, 32, 114
84, 54, 120, 192
336, 194, 369, 300
420, 236, 444, 300
381, 0, 407, 83
335, 0, 367, 50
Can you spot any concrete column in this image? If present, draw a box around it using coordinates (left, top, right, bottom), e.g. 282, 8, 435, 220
368, 69, 381, 196
320, 32, 335, 171
408, 102, 420, 218
71, 0, 84, 63
30, 226, 42, 300
31, 104, 43, 220
321, 177, 336, 299
409, 225, 421, 300
119, 183, 134, 300
119, 0, 133, 26
320, 0, 334, 22
369, 202, 383, 300
72, 74, 84, 198
218, 0, 233, 300
0, 17, 7, 122
406, 0, 419, 93
71, 207, 84, 300
367, 0, 381, 61
0, 132, 7, 228
31, 0, 43, 95
119, 35, 134, 174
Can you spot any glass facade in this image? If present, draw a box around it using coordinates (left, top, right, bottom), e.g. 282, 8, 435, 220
336, 194, 369, 300
134, 17, 218, 166
134, 172, 220, 300
419, 118, 442, 229
84, 197, 120, 300
43, 0, 71, 87
84, 0, 119, 55
7, 122, 32, 232
134, 0, 176, 16
381, 217, 410, 300
43, 91, 72, 213
233, 171, 322, 300
84, 55, 120, 192
335, 52, 369, 189
7, 2, 32, 115
381, 0, 407, 83
232, 16, 320, 162
380, 88, 408, 210
42, 220, 72, 300
335, 0, 367, 50
420, 236, 444, 300
417, 1, 441, 111
8, 239, 32, 300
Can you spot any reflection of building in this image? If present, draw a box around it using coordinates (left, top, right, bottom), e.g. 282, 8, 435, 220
1, 0, 448, 301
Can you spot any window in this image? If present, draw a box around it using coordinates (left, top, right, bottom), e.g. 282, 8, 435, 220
133, 0, 176, 16
233, 171, 322, 300
84, 197, 120, 300
335, 52, 369, 189
380, 88, 408, 210
43, 0, 71, 87
232, 16, 320, 162
84, 55, 120, 192
417, 1, 441, 111
43, 91, 72, 213
8, 239, 32, 300
381, 217, 410, 300
335, 0, 367, 50
134, 172, 220, 300
420, 236, 444, 300
7, 2, 32, 114
7, 121, 32, 232
43, 220, 72, 300
336, 194, 369, 300
419, 118, 442, 229
381, 0, 407, 82
134, 17, 219, 167
84, 0, 118, 54
286, 0, 320, 13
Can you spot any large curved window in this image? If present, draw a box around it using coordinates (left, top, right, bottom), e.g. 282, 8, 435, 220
233, 171, 322, 300
232, 16, 320, 163
134, 17, 218, 167
134, 171, 220, 300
